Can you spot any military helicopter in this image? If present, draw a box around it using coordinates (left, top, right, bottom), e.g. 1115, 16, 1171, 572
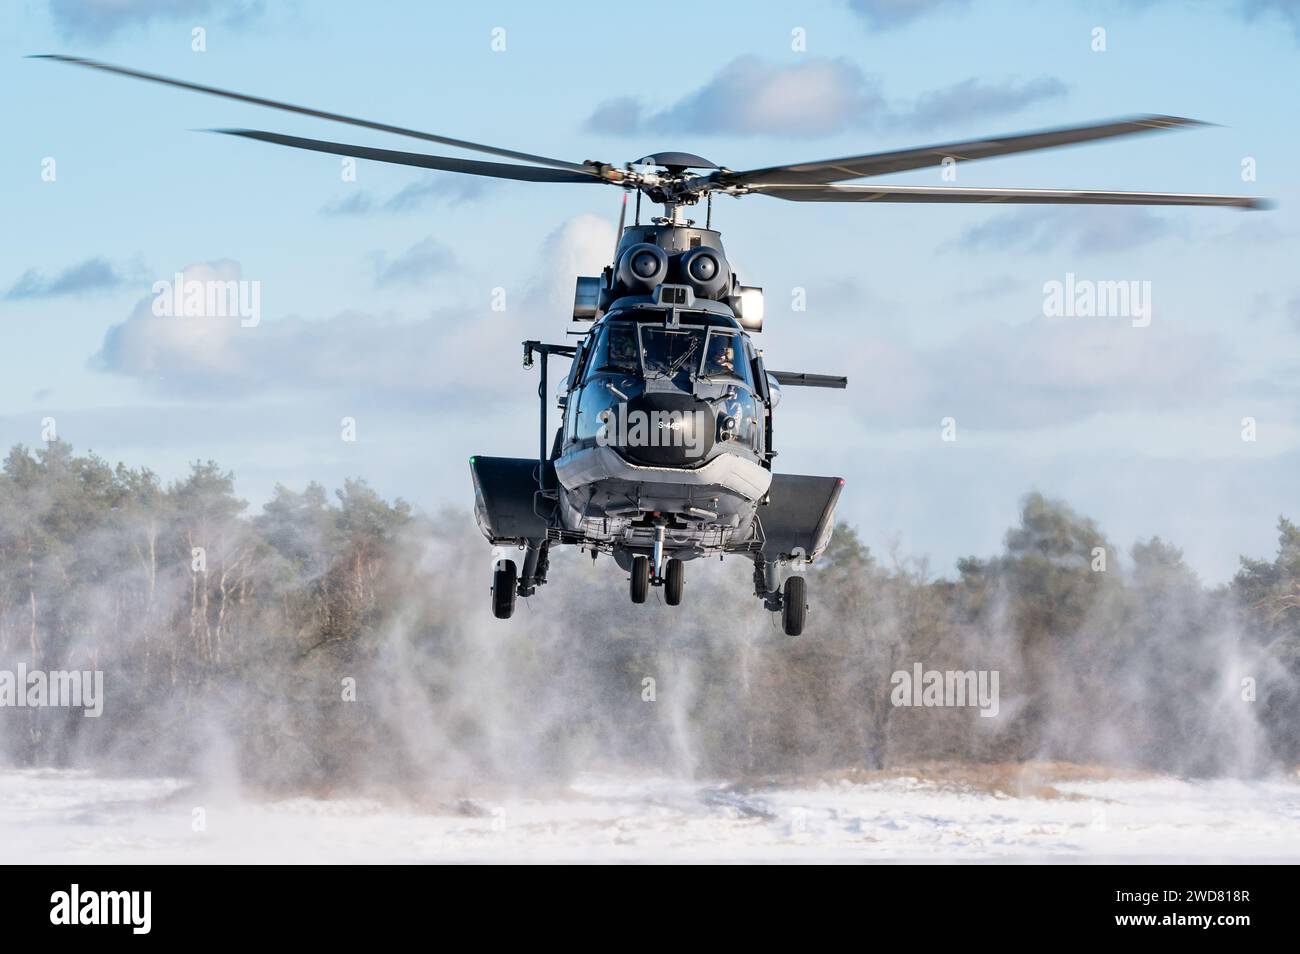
37, 56, 1266, 635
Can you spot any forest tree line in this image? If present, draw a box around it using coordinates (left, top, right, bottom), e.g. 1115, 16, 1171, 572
0, 440, 1296, 791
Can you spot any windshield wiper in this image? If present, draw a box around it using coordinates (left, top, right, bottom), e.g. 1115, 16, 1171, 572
662, 337, 700, 378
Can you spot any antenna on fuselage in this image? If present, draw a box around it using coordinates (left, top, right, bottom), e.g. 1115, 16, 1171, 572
613, 189, 628, 258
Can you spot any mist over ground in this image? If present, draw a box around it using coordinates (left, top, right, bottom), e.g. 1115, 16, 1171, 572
1, 440, 1297, 796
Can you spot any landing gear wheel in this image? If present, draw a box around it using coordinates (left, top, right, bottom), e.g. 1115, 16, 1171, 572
665, 558, 684, 605
782, 576, 806, 636
491, 560, 517, 619
630, 555, 650, 604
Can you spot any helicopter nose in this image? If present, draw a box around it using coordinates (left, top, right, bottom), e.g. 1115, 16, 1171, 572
615, 392, 716, 467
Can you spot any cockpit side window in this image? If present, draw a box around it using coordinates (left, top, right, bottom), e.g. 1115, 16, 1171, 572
568, 339, 589, 387
701, 330, 754, 387
583, 322, 639, 381
751, 346, 769, 400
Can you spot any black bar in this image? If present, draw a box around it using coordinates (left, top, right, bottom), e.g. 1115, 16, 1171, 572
6, 865, 1290, 940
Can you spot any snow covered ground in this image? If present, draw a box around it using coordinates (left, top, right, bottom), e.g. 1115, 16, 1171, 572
2, 765, 1298, 863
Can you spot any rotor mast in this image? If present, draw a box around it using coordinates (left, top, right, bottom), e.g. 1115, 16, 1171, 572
652, 196, 696, 227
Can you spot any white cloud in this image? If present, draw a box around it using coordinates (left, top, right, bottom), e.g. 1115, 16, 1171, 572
90, 217, 616, 401
95, 260, 247, 381
48, 0, 264, 41
584, 56, 1066, 138
846, 0, 969, 30
372, 237, 456, 288
526, 214, 615, 313
955, 208, 1174, 255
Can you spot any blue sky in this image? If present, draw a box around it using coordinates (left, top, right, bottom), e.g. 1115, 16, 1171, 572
3, 0, 1297, 581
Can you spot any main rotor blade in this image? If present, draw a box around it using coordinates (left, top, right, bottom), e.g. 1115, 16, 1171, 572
748, 183, 1267, 208
211, 129, 607, 183
723, 116, 1210, 186
31, 54, 600, 177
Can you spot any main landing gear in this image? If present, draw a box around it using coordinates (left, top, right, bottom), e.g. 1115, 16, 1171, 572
754, 558, 808, 636
490, 540, 550, 620
491, 560, 516, 619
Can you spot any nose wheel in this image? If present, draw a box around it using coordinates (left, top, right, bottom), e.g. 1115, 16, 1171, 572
630, 554, 650, 603
630, 523, 685, 606
629, 553, 684, 605
664, 558, 684, 605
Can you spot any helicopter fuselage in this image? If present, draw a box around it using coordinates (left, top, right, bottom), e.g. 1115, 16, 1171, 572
554, 298, 772, 562
469, 221, 844, 632
556, 223, 775, 564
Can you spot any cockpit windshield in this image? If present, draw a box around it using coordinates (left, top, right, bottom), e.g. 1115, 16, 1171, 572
583, 320, 754, 388
641, 327, 706, 379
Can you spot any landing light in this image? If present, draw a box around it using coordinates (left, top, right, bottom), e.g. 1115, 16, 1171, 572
734, 285, 764, 332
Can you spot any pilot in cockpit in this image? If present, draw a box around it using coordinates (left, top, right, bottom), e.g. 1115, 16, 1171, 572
704, 336, 737, 377
609, 329, 638, 367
